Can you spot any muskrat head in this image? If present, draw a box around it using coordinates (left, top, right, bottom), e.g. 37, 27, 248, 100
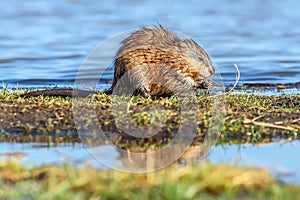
177, 39, 215, 79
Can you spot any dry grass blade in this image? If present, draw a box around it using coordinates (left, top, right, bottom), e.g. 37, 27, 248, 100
208, 64, 240, 98
252, 121, 297, 132
225, 64, 240, 95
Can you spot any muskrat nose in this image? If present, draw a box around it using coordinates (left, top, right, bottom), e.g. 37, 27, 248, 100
210, 66, 215, 75
203, 66, 215, 77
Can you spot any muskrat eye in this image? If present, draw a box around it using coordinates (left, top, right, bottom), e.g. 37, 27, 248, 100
198, 57, 204, 61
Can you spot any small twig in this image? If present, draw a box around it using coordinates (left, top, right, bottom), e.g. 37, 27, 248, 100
244, 116, 297, 132
274, 118, 300, 125
252, 121, 297, 132
291, 118, 300, 124
251, 115, 265, 122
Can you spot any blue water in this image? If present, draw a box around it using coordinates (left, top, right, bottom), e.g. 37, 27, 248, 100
1, 141, 300, 184
0, 0, 300, 89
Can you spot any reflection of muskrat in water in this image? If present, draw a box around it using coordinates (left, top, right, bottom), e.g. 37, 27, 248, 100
21, 26, 215, 98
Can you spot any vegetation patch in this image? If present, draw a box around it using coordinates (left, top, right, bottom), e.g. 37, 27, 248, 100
0, 161, 300, 199
0, 90, 299, 149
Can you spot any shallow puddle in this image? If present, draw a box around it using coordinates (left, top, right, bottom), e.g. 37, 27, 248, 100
0, 141, 299, 184
207, 141, 300, 185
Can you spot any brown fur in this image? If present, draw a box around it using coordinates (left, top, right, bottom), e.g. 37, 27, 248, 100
111, 26, 215, 97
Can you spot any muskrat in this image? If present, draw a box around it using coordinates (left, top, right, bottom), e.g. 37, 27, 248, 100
21, 26, 215, 98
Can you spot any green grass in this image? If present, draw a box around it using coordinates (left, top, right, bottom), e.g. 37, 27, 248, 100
0, 90, 299, 148
0, 161, 300, 200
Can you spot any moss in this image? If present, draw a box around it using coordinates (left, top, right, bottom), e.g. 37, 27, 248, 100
0, 161, 299, 199
0, 90, 299, 148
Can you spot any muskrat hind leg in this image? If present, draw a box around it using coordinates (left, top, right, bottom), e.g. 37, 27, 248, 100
112, 66, 150, 97
128, 66, 151, 97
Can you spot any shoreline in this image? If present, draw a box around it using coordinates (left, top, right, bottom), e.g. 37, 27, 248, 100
0, 90, 299, 148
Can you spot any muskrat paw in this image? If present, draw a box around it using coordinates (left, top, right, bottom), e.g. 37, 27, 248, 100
133, 86, 150, 98
197, 80, 214, 89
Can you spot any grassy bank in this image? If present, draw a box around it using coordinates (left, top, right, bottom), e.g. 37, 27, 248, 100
0, 90, 299, 147
0, 161, 300, 199
0, 90, 299, 199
